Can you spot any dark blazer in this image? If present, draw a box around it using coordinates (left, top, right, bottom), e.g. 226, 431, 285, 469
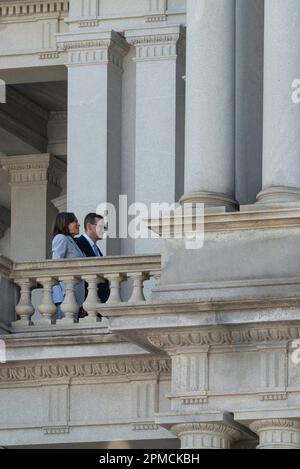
75, 235, 110, 303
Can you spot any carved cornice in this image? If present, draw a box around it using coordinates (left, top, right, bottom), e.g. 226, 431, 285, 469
0, 154, 66, 187
0, 0, 69, 19
146, 325, 300, 350
0, 357, 171, 383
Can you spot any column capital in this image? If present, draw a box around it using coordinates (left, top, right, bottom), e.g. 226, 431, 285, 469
125, 25, 185, 61
171, 422, 241, 449
56, 30, 129, 67
0, 154, 66, 189
250, 419, 300, 449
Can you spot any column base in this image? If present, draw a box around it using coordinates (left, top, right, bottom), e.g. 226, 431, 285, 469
179, 191, 239, 212
256, 186, 300, 206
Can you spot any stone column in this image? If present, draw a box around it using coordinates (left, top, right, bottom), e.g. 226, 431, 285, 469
57, 30, 129, 255
171, 423, 240, 449
257, 0, 300, 205
250, 419, 300, 449
180, 0, 238, 210
125, 25, 185, 253
0, 154, 65, 261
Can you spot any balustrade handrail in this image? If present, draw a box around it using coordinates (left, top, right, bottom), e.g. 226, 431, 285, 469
10, 254, 161, 281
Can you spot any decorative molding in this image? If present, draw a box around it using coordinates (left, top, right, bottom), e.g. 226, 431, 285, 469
146, 325, 300, 350
0, 154, 66, 188
180, 395, 208, 405
145, 15, 166, 23
39, 51, 60, 60
0, 1, 69, 19
0, 357, 171, 383
172, 422, 241, 439
78, 19, 98, 28
250, 419, 300, 433
43, 426, 69, 435
132, 423, 159, 431
58, 39, 111, 51
259, 392, 287, 402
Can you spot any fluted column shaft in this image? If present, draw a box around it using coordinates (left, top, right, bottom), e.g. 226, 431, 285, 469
181, 0, 237, 210
258, 0, 300, 204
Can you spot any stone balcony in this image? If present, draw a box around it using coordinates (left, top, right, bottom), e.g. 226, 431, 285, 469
7, 254, 161, 331
1, 207, 300, 448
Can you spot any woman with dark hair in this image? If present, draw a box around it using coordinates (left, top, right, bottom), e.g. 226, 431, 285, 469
52, 212, 85, 319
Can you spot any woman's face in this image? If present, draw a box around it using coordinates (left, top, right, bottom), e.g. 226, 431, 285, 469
68, 218, 80, 236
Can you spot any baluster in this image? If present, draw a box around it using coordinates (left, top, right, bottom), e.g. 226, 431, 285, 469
59, 276, 80, 322
14, 279, 34, 326
37, 277, 57, 325
82, 275, 102, 322
128, 272, 149, 303
105, 274, 124, 304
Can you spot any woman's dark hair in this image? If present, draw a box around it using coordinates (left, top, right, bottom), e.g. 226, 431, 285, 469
53, 212, 77, 238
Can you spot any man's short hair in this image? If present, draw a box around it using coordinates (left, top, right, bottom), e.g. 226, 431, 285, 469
84, 213, 103, 231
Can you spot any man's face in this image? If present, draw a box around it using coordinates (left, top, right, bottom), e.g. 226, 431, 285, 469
95, 218, 106, 240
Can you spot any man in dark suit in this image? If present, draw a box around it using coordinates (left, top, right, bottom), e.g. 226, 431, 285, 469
75, 213, 110, 309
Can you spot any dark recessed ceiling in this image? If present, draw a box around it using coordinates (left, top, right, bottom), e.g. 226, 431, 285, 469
11, 81, 67, 112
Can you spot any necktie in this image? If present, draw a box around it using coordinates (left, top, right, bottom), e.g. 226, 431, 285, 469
92, 244, 99, 256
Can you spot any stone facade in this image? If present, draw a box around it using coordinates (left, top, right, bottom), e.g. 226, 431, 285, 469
0, 0, 300, 450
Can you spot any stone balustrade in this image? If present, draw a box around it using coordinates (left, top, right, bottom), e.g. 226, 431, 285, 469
9, 254, 161, 328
